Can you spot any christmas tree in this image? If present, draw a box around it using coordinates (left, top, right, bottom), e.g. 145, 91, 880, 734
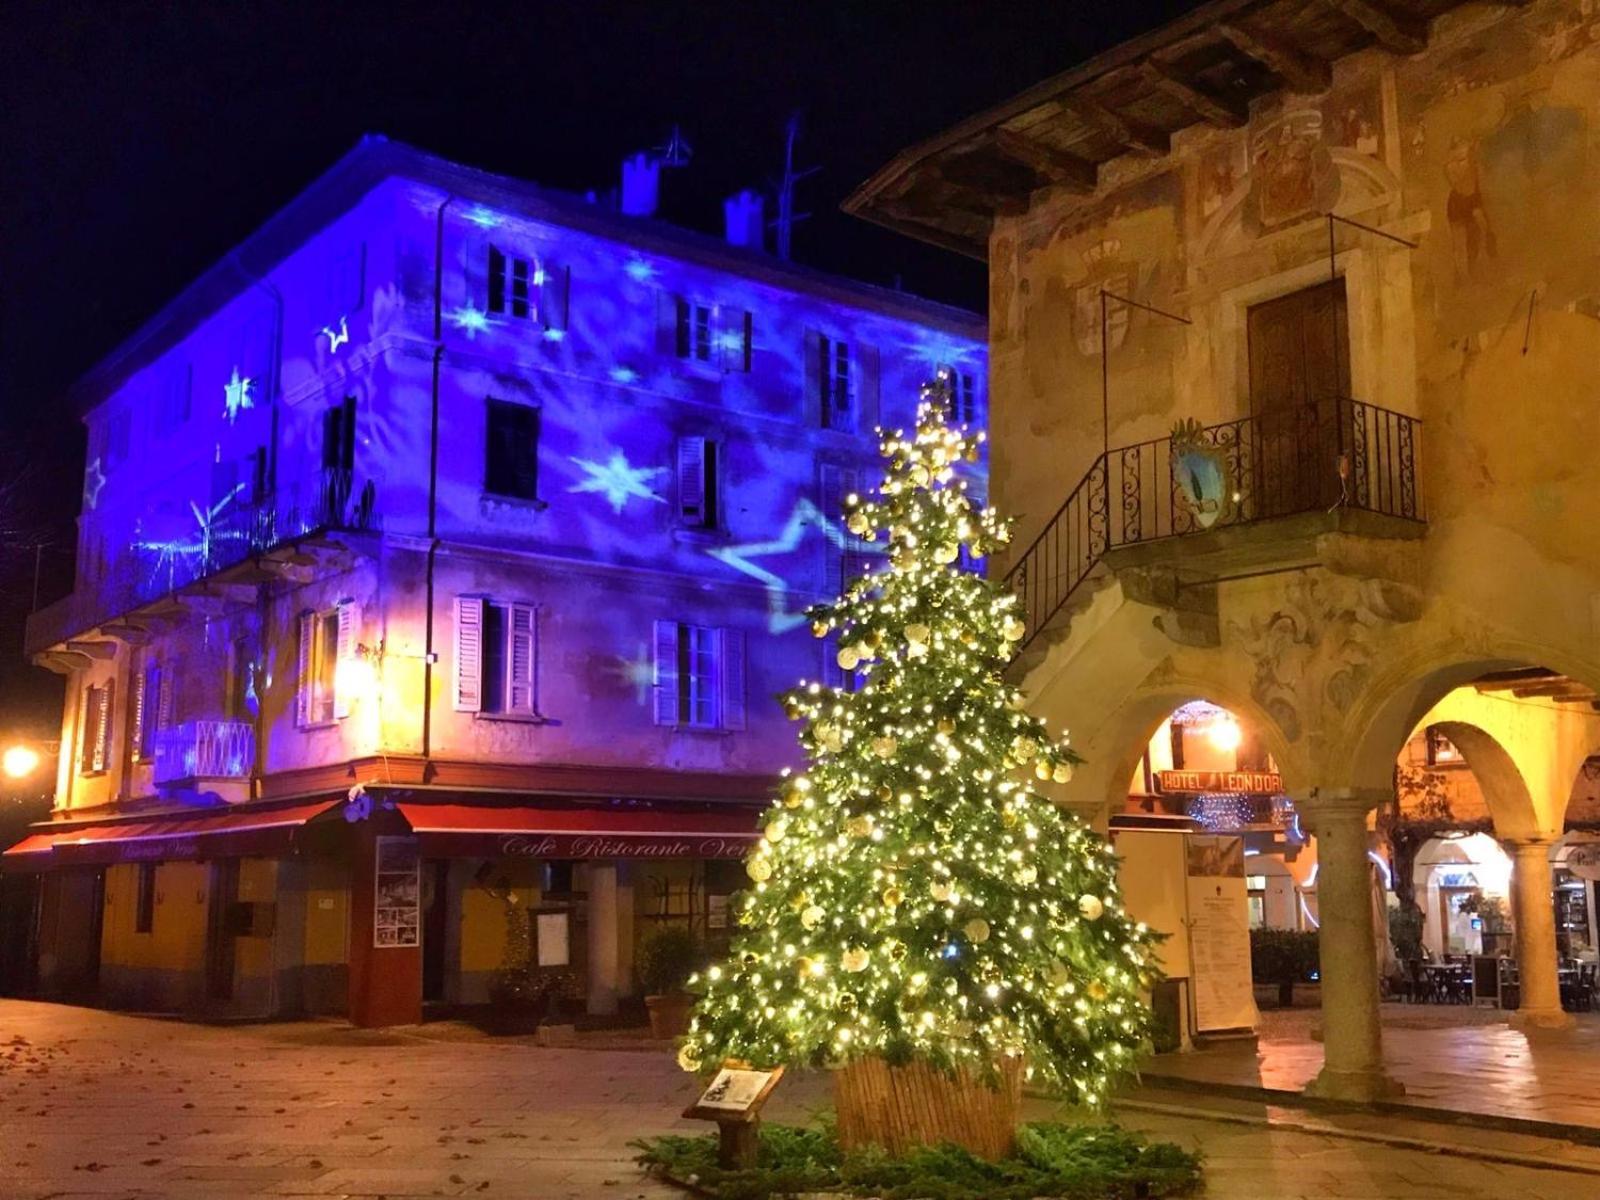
679, 375, 1159, 1115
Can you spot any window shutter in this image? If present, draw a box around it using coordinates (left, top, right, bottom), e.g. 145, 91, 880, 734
295, 612, 314, 727
652, 619, 680, 727
539, 264, 570, 332
720, 309, 753, 372
129, 667, 148, 763
488, 246, 506, 313
507, 603, 537, 715
334, 600, 359, 719
674, 298, 691, 358
821, 638, 844, 692
453, 596, 485, 713
741, 310, 753, 372
677, 437, 707, 525
820, 464, 858, 598
94, 679, 115, 774
718, 628, 746, 731
858, 343, 881, 430
802, 329, 822, 425
155, 667, 173, 730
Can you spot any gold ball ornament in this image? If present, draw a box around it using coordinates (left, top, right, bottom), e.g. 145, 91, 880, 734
846, 814, 873, 838
1078, 894, 1105, 920
936, 716, 956, 735
930, 880, 953, 903
1010, 735, 1037, 762
836, 646, 861, 670
815, 723, 843, 753
1035, 762, 1052, 780
1016, 865, 1038, 886
841, 947, 870, 973
1002, 616, 1027, 642
910, 465, 930, 486
964, 918, 991, 944
811, 621, 829, 638
801, 904, 825, 930
783, 787, 804, 809
933, 543, 959, 564
881, 886, 904, 909
677, 1044, 702, 1072
1052, 762, 1075, 784
905, 623, 931, 646
746, 856, 773, 883
846, 511, 870, 535
763, 818, 787, 844
1087, 980, 1109, 1001
906, 640, 928, 660
871, 736, 898, 759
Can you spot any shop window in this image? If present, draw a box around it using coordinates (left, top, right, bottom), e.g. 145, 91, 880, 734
296, 601, 355, 726
453, 597, 538, 717
676, 436, 720, 529
485, 398, 541, 501
652, 621, 744, 731
135, 862, 157, 934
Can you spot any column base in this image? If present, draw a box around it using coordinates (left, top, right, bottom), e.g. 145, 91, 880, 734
1305, 1066, 1406, 1104
1509, 1007, 1576, 1033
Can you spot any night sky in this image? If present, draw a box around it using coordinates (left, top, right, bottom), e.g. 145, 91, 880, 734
0, 0, 1190, 741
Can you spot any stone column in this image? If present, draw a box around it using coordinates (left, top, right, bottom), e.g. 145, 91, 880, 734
586, 861, 620, 1016
1299, 788, 1404, 1102
1504, 837, 1573, 1031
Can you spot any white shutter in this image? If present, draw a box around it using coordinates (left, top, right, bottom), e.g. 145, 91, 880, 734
129, 666, 148, 763
718, 628, 746, 731
94, 679, 115, 774
295, 613, 314, 727
677, 436, 707, 525
652, 619, 680, 727
453, 596, 485, 713
333, 599, 359, 719
507, 603, 537, 715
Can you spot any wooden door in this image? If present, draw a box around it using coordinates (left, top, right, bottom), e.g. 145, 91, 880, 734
1247, 280, 1349, 514
421, 859, 449, 1004
206, 859, 239, 1002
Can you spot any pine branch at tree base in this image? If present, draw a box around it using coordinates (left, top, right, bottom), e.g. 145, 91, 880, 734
680, 374, 1162, 1155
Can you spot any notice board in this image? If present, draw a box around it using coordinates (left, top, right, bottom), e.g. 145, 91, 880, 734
1185, 835, 1256, 1034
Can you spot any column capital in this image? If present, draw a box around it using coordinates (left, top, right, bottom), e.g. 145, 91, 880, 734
1499, 834, 1559, 855
1292, 786, 1389, 829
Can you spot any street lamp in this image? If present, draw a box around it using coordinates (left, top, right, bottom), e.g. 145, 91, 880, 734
3, 745, 43, 779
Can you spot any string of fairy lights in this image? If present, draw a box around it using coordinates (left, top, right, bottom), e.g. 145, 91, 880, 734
679, 373, 1160, 1104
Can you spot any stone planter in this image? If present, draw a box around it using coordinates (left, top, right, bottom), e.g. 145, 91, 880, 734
833, 1056, 1023, 1161
645, 991, 693, 1039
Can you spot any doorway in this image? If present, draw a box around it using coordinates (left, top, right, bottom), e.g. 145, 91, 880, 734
206, 859, 239, 1002
421, 859, 450, 1004
1247, 278, 1350, 515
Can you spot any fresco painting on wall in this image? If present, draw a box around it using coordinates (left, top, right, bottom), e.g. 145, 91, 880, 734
1245, 110, 1340, 235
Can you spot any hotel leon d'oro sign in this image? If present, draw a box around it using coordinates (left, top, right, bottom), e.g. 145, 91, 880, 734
1156, 770, 1283, 795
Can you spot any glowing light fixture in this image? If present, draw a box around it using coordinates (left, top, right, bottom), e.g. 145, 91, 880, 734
2, 745, 42, 779
1208, 714, 1242, 752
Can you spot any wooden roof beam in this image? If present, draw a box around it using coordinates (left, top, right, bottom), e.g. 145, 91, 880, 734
1139, 60, 1248, 128
1474, 667, 1560, 691
1218, 22, 1333, 94
993, 129, 1099, 193
1062, 96, 1170, 157
1329, 0, 1429, 55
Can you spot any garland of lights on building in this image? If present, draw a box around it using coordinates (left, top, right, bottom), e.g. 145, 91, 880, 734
679, 375, 1160, 1104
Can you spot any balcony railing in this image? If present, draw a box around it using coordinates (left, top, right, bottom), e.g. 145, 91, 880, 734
1004, 397, 1422, 652
152, 720, 255, 785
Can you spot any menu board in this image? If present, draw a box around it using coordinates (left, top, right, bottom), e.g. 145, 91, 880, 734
1185, 835, 1256, 1033
373, 836, 421, 948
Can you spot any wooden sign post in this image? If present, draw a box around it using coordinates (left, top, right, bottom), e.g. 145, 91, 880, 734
682, 1062, 784, 1169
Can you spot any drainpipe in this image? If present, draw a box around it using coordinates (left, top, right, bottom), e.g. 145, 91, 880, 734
422, 196, 457, 763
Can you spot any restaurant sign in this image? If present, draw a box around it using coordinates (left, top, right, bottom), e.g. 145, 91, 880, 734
498, 834, 755, 860
1157, 770, 1282, 795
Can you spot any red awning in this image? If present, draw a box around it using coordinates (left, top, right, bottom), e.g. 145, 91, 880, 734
1, 799, 340, 871
396, 802, 759, 860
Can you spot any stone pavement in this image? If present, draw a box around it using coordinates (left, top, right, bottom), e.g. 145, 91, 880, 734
1, 999, 1597, 1199
1142, 1002, 1600, 1133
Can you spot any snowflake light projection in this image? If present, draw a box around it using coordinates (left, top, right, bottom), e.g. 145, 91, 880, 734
624, 256, 656, 284
605, 643, 656, 705
451, 304, 490, 338
708, 498, 861, 633
607, 366, 640, 385
222, 368, 255, 423
464, 205, 501, 229
82, 458, 107, 510
567, 451, 667, 514
321, 316, 350, 352
133, 482, 248, 596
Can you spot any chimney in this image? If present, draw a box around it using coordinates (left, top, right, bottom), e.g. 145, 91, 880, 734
621, 152, 660, 218
723, 189, 765, 251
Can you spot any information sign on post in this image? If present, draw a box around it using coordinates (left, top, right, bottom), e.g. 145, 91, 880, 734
683, 1062, 784, 1168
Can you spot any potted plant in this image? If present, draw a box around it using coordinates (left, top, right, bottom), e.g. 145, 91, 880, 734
637, 926, 702, 1039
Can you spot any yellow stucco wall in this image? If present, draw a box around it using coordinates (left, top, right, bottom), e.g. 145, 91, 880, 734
101, 860, 210, 976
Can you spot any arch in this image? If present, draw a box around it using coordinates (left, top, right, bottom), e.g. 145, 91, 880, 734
1427, 720, 1542, 839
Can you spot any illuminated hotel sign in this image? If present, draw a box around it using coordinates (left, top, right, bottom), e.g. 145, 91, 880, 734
1157, 770, 1282, 795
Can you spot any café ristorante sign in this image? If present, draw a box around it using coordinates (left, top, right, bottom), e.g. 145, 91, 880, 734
1157, 769, 1282, 795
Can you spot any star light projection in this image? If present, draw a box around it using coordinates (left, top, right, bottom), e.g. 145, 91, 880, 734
451, 304, 490, 339
567, 450, 668, 514
680, 378, 1160, 1107
321, 316, 350, 352
606, 643, 657, 705
709, 499, 862, 634
222, 368, 254, 423
82, 458, 107, 510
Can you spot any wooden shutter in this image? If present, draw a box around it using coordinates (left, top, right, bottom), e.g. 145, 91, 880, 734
156, 667, 173, 729
652, 619, 680, 727
507, 603, 537, 715
858, 343, 881, 430
295, 612, 314, 727
674, 298, 691, 358
802, 329, 822, 425
677, 437, 707, 525
720, 309, 753, 372
719, 628, 746, 731
333, 600, 359, 719
92, 679, 115, 774
129, 666, 149, 763
488, 246, 506, 313
741, 310, 753, 372
539, 264, 571, 332
820, 464, 858, 598
453, 596, 485, 713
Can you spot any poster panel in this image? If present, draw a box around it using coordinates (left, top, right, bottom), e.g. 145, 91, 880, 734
374, 836, 421, 948
1185, 834, 1257, 1033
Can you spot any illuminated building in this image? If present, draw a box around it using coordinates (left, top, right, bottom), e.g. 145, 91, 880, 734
3, 138, 983, 1023
852, 0, 1600, 1094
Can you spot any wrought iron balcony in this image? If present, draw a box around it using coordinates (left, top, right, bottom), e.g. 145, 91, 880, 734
152, 720, 255, 785
1004, 397, 1422, 652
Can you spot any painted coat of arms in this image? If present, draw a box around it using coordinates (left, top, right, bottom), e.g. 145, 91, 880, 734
1170, 417, 1234, 530
1071, 238, 1134, 357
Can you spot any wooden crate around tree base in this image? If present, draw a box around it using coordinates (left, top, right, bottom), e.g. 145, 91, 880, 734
832, 1055, 1023, 1161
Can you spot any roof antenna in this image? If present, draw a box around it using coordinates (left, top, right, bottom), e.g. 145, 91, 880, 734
770, 110, 819, 262
656, 124, 694, 169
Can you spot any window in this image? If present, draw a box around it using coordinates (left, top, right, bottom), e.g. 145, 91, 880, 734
79, 680, 114, 775
1247, 875, 1267, 930
296, 602, 355, 726
135, 862, 157, 934
227, 635, 258, 721
103, 410, 132, 472
155, 365, 192, 436
675, 299, 714, 363
322, 396, 356, 473
130, 658, 172, 763
676, 437, 720, 529
819, 336, 853, 430
941, 366, 981, 426
1425, 725, 1465, 767
488, 246, 540, 321
819, 463, 862, 597
652, 622, 744, 731
485, 399, 540, 500
453, 597, 538, 716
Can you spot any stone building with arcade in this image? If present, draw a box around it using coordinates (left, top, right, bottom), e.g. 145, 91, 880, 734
3, 138, 984, 1026
850, 0, 1600, 1098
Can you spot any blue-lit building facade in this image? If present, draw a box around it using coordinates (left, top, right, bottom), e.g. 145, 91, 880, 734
8, 138, 985, 1024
